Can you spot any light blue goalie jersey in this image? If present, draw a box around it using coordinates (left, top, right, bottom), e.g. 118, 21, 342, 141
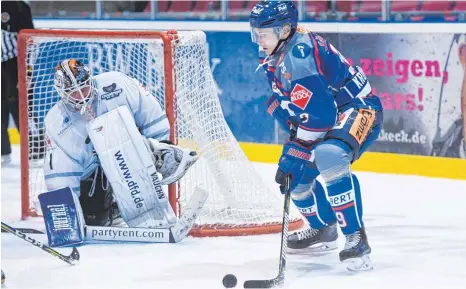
43, 71, 170, 196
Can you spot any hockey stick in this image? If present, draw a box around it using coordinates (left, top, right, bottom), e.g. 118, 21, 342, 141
243, 174, 291, 289
1, 227, 44, 234
1, 222, 80, 265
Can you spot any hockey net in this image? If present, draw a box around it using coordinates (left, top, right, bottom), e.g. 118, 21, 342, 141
18, 29, 303, 237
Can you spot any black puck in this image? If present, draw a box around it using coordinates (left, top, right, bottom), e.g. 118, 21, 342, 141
222, 274, 238, 288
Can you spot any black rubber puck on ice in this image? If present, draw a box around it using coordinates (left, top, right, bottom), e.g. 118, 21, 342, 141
222, 274, 238, 288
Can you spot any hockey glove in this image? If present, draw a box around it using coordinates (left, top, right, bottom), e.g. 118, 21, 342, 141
276, 141, 314, 193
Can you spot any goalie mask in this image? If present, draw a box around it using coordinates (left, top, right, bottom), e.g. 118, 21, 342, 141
54, 59, 94, 110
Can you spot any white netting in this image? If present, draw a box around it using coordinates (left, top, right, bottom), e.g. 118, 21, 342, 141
23, 30, 302, 233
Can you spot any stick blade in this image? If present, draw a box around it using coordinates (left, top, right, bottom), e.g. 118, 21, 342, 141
68, 247, 80, 265
243, 278, 283, 288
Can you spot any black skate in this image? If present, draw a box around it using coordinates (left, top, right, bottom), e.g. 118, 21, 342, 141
339, 227, 373, 271
288, 222, 338, 251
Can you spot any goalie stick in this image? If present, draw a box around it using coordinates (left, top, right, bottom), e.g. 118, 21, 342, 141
242, 174, 292, 289
1, 222, 80, 265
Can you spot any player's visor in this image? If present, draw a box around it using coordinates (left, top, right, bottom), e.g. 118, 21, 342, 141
250, 27, 283, 45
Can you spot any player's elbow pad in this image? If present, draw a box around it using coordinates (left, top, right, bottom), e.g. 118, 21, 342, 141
335, 66, 372, 107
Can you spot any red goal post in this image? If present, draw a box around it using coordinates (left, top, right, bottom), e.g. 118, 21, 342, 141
18, 29, 304, 237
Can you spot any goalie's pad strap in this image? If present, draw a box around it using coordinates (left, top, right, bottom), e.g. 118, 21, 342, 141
87, 106, 176, 228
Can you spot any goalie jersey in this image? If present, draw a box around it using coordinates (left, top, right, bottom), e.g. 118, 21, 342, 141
261, 27, 382, 144
44, 71, 170, 196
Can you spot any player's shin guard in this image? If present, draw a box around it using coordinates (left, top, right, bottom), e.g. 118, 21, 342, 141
314, 141, 364, 235
291, 180, 336, 229
327, 173, 364, 235
289, 180, 338, 250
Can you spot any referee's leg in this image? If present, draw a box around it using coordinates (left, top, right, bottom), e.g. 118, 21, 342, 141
1, 60, 12, 162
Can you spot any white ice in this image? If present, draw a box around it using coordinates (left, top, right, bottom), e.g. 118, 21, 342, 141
1, 145, 466, 289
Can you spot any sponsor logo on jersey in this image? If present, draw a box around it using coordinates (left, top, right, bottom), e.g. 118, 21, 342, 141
272, 81, 284, 96
329, 190, 354, 207
93, 126, 103, 133
290, 84, 312, 110
313, 34, 328, 52
332, 108, 354, 130
45, 135, 55, 151
101, 88, 122, 100
103, 83, 117, 93
58, 116, 72, 136
349, 108, 375, 144
297, 205, 316, 216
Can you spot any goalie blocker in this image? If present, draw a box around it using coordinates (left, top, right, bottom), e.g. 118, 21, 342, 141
39, 186, 208, 246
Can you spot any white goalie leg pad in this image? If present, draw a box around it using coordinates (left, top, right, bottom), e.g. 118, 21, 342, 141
87, 106, 176, 228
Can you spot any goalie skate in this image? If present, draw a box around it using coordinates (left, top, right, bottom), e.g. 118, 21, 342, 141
339, 227, 373, 271
288, 222, 338, 251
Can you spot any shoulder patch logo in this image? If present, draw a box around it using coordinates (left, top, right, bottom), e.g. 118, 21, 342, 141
103, 83, 116, 93
101, 84, 123, 100
292, 43, 311, 59
290, 84, 313, 110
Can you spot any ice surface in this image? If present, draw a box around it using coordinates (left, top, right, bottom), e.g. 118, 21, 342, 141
1, 145, 466, 289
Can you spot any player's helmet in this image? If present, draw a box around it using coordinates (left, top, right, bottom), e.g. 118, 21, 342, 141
54, 59, 94, 110
249, 1, 298, 54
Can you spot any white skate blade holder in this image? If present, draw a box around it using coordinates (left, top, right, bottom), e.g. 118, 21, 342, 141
344, 255, 373, 271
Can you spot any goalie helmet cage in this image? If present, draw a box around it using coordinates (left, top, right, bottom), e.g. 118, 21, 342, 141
18, 29, 304, 237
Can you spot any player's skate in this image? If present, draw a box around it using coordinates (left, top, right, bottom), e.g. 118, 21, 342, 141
288, 222, 338, 251
339, 227, 373, 271
146, 139, 199, 185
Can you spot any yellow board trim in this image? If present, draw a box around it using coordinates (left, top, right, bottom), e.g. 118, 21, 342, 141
8, 128, 20, 145
239, 142, 466, 180
8, 130, 465, 180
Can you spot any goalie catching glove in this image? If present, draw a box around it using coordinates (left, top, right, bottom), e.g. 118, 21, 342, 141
144, 138, 199, 185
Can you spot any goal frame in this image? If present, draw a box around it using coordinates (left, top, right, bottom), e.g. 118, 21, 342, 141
17, 29, 304, 237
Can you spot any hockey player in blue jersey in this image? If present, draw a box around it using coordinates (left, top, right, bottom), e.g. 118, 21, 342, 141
250, 1, 383, 271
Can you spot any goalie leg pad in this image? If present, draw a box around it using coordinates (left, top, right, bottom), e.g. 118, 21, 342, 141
88, 106, 177, 228
38, 187, 85, 247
